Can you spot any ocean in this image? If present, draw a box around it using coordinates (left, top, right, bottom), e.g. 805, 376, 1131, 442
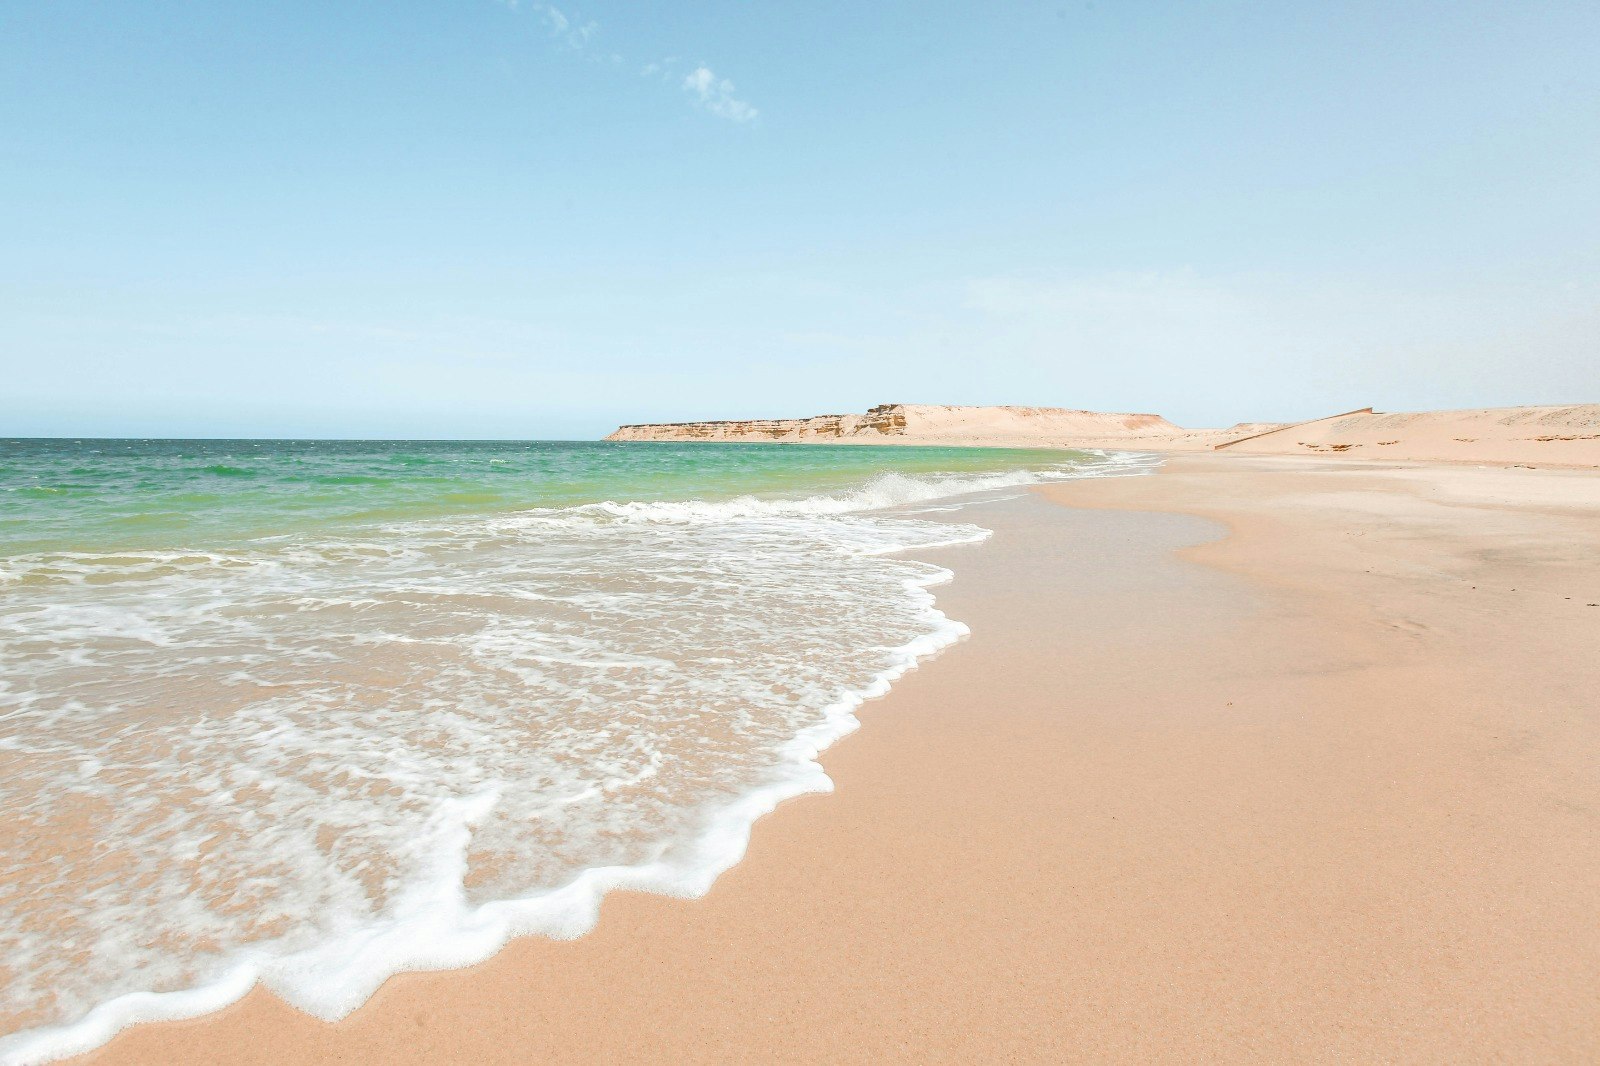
0, 438, 1154, 1063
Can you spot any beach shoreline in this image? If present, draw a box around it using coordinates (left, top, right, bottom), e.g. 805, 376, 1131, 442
74, 453, 1600, 1063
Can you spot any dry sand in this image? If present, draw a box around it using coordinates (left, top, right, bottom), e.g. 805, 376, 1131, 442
79, 453, 1600, 1063
1213, 404, 1600, 466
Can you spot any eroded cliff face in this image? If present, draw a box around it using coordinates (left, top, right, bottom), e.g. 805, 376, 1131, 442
605, 404, 1177, 444
606, 405, 911, 442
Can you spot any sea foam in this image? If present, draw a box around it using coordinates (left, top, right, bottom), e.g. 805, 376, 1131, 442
0, 450, 1157, 1064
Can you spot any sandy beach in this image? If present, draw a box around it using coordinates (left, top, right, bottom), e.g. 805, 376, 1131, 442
76, 452, 1600, 1063
15, 2, 1599, 1059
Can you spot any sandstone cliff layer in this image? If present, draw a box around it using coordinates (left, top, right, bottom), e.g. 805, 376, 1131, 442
605, 404, 1183, 445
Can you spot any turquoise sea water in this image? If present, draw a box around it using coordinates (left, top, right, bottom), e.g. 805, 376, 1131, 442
0, 439, 1085, 554
0, 439, 1154, 1064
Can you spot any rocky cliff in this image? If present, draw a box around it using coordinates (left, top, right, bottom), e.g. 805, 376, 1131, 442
605, 404, 1183, 444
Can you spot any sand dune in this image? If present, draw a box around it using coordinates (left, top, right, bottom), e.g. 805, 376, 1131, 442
1215, 404, 1600, 466
607, 402, 1600, 467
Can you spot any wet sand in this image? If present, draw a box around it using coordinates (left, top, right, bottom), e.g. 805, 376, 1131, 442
82, 454, 1600, 1063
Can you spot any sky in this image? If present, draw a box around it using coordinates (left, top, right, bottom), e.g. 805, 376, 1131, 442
2, 0, 1597, 438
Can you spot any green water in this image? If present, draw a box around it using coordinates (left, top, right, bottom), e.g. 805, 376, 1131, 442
0, 439, 1089, 555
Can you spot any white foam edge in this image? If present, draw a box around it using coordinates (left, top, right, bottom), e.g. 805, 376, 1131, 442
558, 449, 1162, 526
0, 551, 982, 1065
0, 450, 1162, 1065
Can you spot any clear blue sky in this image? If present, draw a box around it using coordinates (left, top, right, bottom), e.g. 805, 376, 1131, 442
3, 0, 1597, 438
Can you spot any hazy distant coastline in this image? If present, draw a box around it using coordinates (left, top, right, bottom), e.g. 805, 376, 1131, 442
607, 402, 1600, 468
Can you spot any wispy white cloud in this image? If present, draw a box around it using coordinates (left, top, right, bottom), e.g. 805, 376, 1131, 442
494, 4, 757, 124
535, 5, 598, 49
682, 66, 758, 124
639, 57, 679, 79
